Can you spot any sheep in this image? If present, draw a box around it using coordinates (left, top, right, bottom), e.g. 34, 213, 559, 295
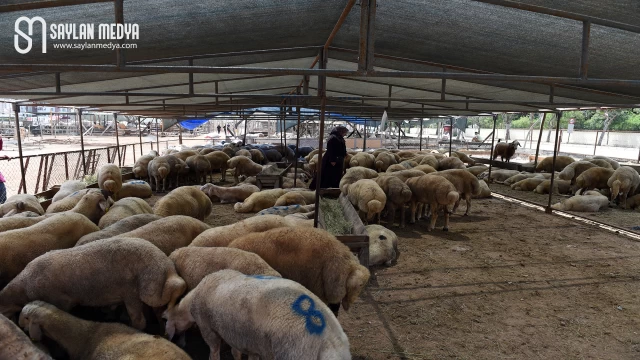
0, 214, 53, 233
227, 156, 264, 184
77, 214, 161, 245
429, 169, 481, 216
257, 204, 316, 216
78, 215, 209, 255
97, 164, 122, 197
492, 140, 520, 162
4, 210, 42, 218
399, 160, 419, 169
234, 188, 288, 213
0, 237, 186, 330
510, 177, 546, 191
1, 312, 52, 360
385, 164, 407, 173
235, 149, 252, 159
375, 152, 398, 172
173, 150, 199, 162
472, 180, 492, 198
558, 161, 598, 184
535, 156, 575, 173
147, 156, 172, 192
18, 301, 190, 360
413, 164, 437, 174
396, 150, 418, 159
466, 165, 488, 176
248, 149, 265, 164
551, 192, 610, 212
191, 214, 295, 247
451, 151, 476, 165
199, 148, 215, 155
366, 224, 398, 266
503, 173, 540, 186
221, 146, 236, 158
169, 247, 281, 290
184, 154, 211, 184
349, 152, 375, 169
572, 167, 615, 194
406, 175, 459, 231
228, 227, 370, 314
375, 175, 412, 228
165, 155, 189, 188
478, 169, 520, 182
339, 166, 378, 193
97, 197, 153, 229
200, 183, 259, 203
163, 270, 350, 360
607, 166, 640, 209
438, 156, 466, 170
0, 213, 99, 286
591, 156, 619, 169
51, 180, 86, 203
626, 194, 640, 210
153, 186, 212, 220
275, 190, 315, 206
345, 179, 387, 224
116, 179, 153, 199
418, 155, 439, 169
584, 158, 614, 169
533, 179, 572, 195
0, 194, 45, 217
132, 154, 155, 180
203, 151, 231, 182
68, 190, 113, 224
380, 169, 425, 183
284, 211, 316, 227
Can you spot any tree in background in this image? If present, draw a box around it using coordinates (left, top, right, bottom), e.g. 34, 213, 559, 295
596, 109, 622, 145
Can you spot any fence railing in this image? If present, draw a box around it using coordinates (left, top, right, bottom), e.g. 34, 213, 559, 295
0, 141, 169, 197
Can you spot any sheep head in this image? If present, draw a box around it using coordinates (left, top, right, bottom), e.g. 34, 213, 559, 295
341, 264, 370, 311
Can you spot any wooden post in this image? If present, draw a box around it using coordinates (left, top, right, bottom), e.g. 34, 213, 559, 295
314, 47, 328, 228
419, 105, 424, 151
448, 117, 453, 156
397, 121, 401, 149
13, 104, 27, 193
155, 118, 159, 150
78, 108, 87, 176
546, 111, 562, 214
294, 102, 301, 188
138, 116, 143, 155
534, 113, 548, 168
363, 120, 367, 151
113, 113, 121, 166
487, 114, 498, 183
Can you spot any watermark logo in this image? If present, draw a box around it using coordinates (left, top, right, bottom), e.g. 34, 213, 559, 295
14, 16, 47, 54
14, 16, 139, 54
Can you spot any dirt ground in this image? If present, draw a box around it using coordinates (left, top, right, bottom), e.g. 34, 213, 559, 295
143, 184, 640, 360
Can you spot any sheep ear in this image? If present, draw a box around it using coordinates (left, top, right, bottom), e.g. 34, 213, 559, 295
28, 321, 43, 341
99, 199, 109, 212
165, 319, 176, 341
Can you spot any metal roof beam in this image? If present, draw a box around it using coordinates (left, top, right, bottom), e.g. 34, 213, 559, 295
0, 0, 111, 12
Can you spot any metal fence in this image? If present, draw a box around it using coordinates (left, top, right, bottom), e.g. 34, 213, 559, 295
0, 141, 170, 197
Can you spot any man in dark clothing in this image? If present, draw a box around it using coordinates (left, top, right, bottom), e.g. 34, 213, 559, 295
315, 126, 348, 189
217, 125, 221, 134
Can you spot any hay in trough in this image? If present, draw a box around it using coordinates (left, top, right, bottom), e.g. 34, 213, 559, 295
259, 165, 283, 175
320, 197, 352, 236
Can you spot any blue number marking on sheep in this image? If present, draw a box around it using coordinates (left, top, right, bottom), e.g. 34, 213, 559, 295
291, 294, 325, 335
128, 180, 146, 185
248, 275, 278, 280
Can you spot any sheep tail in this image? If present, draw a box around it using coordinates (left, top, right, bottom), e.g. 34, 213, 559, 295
610, 179, 621, 200
367, 200, 384, 214
158, 166, 169, 179
16, 201, 25, 211
401, 188, 412, 199
103, 180, 117, 193
447, 191, 459, 205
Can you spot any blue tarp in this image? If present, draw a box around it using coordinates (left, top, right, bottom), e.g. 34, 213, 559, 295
178, 119, 209, 130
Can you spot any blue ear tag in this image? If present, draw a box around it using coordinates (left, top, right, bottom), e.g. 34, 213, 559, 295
291, 295, 325, 335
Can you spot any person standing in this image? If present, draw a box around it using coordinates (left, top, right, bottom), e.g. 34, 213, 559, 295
217, 125, 221, 134
0, 135, 9, 204
319, 126, 348, 189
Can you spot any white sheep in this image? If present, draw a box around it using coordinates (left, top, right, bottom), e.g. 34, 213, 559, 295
551, 192, 610, 212
345, 179, 386, 224
0, 237, 187, 330
191, 214, 296, 247
0, 212, 99, 286
366, 225, 398, 266
406, 175, 459, 231
0, 312, 51, 360
97, 164, 122, 197
116, 180, 153, 199
97, 197, 153, 229
163, 270, 351, 360
169, 247, 281, 290
51, 180, 87, 203
0, 194, 45, 217
77, 213, 161, 245
153, 186, 212, 221
233, 188, 288, 213
607, 166, 640, 209
339, 167, 378, 194
19, 301, 190, 360
227, 156, 263, 184
200, 183, 259, 203
132, 154, 156, 180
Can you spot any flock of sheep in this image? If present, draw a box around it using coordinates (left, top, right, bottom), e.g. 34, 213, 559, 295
0, 138, 637, 359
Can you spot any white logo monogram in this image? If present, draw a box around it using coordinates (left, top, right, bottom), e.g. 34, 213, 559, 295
14, 16, 47, 54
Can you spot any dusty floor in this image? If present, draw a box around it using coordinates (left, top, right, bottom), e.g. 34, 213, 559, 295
146, 188, 640, 360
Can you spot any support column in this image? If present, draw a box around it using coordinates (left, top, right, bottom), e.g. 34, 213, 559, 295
114, 0, 125, 68
138, 116, 143, 155
314, 47, 328, 228
358, 0, 377, 72
448, 117, 453, 155
487, 114, 498, 183
155, 118, 159, 150
13, 104, 26, 193
534, 113, 548, 168
77, 108, 87, 176
419, 118, 424, 151
243, 111, 248, 146
363, 120, 367, 151
546, 111, 562, 213
397, 121, 401, 149
580, 21, 591, 79
113, 113, 121, 166
294, 101, 301, 188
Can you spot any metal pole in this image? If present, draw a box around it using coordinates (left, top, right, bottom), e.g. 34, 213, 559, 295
138, 116, 143, 155
294, 101, 301, 188
243, 111, 248, 145
113, 113, 121, 166
448, 117, 453, 155
314, 48, 328, 228
363, 120, 367, 151
397, 121, 401, 149
487, 114, 498, 183
580, 21, 591, 79
419, 118, 424, 151
12, 104, 26, 193
534, 113, 547, 168
114, 0, 125, 68
546, 111, 562, 214
78, 108, 87, 176
155, 118, 159, 150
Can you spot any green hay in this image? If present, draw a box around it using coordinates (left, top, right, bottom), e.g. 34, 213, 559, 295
82, 174, 97, 185
320, 197, 352, 236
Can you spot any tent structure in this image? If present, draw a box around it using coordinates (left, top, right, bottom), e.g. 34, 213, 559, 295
1, 0, 639, 220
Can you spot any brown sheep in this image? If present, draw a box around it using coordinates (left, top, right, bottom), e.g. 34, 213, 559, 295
204, 151, 231, 182
607, 166, 640, 209
227, 156, 263, 185
97, 197, 153, 229
0, 238, 186, 330
535, 156, 575, 173
132, 154, 155, 180
438, 156, 466, 170
148, 156, 172, 192
0, 312, 51, 360
375, 175, 412, 228
349, 152, 375, 169
405, 175, 459, 231
510, 177, 546, 191
153, 186, 213, 221
374, 152, 397, 172
172, 150, 199, 162
557, 161, 597, 185
492, 140, 520, 162
77, 214, 161, 245
248, 149, 265, 165
227, 227, 370, 314
0, 194, 45, 217
186, 155, 212, 184
534, 179, 572, 195
429, 169, 481, 216
451, 151, 476, 165
572, 167, 615, 194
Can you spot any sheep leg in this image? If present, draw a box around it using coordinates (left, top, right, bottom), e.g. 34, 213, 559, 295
162, 177, 167, 193
443, 206, 450, 231
464, 195, 471, 216
231, 348, 243, 360
451, 199, 460, 214
124, 298, 147, 330
400, 204, 406, 228
201, 327, 222, 360
428, 204, 438, 231
409, 201, 417, 224
622, 190, 629, 209
386, 204, 395, 227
